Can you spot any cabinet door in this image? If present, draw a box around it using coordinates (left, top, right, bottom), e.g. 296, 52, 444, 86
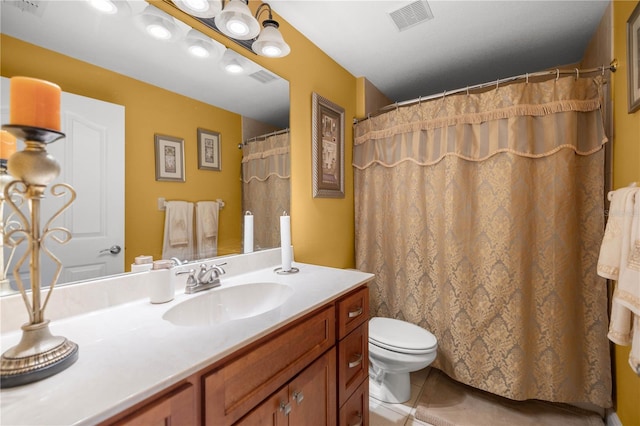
339, 379, 369, 426
236, 387, 289, 426
112, 383, 195, 426
288, 348, 337, 426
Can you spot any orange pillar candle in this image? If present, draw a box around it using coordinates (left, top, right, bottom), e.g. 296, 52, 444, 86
9, 76, 62, 131
0, 130, 17, 160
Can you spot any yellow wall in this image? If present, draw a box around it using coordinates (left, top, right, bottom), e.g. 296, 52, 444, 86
1, 35, 244, 267
612, 2, 640, 424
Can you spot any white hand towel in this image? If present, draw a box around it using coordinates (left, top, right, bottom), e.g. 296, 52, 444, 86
601, 187, 640, 375
162, 201, 194, 261
598, 187, 638, 279
196, 201, 219, 259
167, 201, 190, 247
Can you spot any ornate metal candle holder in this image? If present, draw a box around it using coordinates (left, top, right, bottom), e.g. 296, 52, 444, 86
0, 160, 19, 294
0, 124, 78, 388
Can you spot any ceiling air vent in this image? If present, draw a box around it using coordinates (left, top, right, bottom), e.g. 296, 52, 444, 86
388, 1, 434, 32
3, 0, 45, 17
249, 70, 279, 84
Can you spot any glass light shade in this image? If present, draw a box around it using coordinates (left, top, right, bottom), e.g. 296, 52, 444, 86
219, 49, 254, 75
252, 21, 290, 58
184, 29, 224, 59
214, 0, 260, 40
136, 5, 179, 40
172, 0, 222, 18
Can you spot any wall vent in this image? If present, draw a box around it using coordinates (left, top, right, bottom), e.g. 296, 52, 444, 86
388, 1, 434, 32
249, 70, 279, 84
2, 0, 45, 17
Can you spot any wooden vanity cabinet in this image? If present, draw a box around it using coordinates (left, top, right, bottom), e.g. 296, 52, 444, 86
101, 284, 370, 426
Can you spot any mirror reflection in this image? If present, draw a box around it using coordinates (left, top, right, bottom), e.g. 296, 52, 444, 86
0, 0, 290, 295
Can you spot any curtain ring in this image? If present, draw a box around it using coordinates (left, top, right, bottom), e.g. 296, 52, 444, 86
601, 65, 605, 76
496, 78, 500, 90
525, 73, 529, 84
556, 69, 560, 80
418, 96, 422, 106
466, 86, 470, 96
575, 68, 579, 80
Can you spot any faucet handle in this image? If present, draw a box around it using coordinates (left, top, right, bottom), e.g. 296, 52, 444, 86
176, 268, 197, 289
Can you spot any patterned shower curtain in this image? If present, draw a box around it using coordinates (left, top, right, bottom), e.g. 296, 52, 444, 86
242, 131, 290, 251
353, 76, 612, 407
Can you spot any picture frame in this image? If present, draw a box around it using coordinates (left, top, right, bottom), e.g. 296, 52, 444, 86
628, 1, 640, 113
312, 92, 345, 198
154, 134, 185, 182
197, 128, 221, 171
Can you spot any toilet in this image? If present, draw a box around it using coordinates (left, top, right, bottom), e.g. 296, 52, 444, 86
368, 317, 438, 404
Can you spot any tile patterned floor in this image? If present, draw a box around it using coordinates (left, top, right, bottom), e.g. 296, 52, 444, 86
368, 367, 434, 426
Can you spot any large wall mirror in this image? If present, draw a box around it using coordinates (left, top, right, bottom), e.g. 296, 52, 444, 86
0, 0, 290, 295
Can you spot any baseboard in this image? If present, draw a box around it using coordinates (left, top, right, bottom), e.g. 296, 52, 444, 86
606, 409, 623, 426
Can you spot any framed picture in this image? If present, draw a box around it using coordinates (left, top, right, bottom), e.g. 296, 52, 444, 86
197, 128, 221, 171
628, 1, 640, 113
312, 92, 345, 198
155, 134, 185, 182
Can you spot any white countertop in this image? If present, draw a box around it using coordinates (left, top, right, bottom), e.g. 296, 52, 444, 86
0, 257, 373, 425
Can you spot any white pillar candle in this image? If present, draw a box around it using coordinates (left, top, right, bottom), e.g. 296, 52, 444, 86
280, 213, 292, 272
244, 212, 254, 253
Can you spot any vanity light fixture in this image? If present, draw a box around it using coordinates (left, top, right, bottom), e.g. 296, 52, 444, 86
252, 4, 289, 58
185, 29, 225, 58
136, 4, 179, 40
214, 0, 261, 40
173, 0, 222, 18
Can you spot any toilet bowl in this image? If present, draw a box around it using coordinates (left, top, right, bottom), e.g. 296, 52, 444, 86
368, 317, 437, 404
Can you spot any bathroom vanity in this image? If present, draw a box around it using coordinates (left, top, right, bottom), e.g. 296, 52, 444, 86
0, 249, 373, 425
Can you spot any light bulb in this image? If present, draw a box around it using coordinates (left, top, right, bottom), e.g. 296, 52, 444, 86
88, 0, 117, 14
226, 19, 250, 37
147, 23, 171, 40
188, 44, 210, 58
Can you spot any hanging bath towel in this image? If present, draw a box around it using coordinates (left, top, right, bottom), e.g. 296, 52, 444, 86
196, 201, 219, 259
598, 186, 640, 374
162, 201, 194, 261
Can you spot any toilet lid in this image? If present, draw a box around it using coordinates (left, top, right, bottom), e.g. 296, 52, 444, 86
369, 317, 437, 354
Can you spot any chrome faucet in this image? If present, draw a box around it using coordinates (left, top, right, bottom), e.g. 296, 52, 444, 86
176, 262, 226, 294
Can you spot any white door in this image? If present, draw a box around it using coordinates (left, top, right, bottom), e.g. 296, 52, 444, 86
1, 77, 125, 289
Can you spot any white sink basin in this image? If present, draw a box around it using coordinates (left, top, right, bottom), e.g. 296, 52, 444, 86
162, 282, 293, 327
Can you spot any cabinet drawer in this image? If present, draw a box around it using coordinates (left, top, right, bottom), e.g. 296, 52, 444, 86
337, 286, 369, 340
337, 321, 368, 407
339, 379, 369, 426
204, 305, 335, 425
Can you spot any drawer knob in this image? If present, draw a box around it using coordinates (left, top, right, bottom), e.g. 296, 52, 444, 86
292, 390, 304, 405
348, 353, 363, 368
348, 306, 363, 318
349, 412, 363, 426
279, 401, 291, 416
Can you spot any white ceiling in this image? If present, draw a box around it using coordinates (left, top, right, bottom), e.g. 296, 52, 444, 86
1, 0, 609, 123
270, 0, 610, 103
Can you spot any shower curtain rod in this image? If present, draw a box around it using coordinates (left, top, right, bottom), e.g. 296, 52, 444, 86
241, 127, 290, 147
355, 61, 617, 123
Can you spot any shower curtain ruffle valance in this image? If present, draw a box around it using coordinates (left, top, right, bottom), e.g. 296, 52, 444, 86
242, 132, 290, 183
353, 76, 607, 169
